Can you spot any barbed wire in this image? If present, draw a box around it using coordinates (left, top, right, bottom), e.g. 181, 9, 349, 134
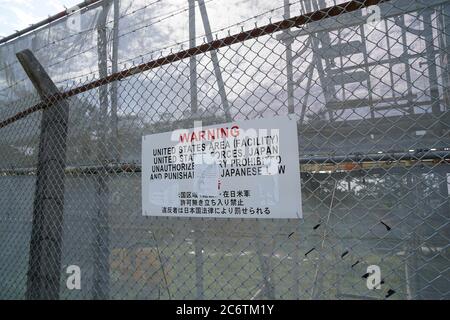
0, 0, 225, 77
0, 0, 390, 128
0, 0, 294, 95
0, 0, 222, 93
52, 1, 295, 86
0, 0, 162, 74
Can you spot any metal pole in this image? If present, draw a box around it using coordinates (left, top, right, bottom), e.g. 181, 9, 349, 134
189, 2, 203, 293
189, 0, 198, 116
439, 2, 450, 109
423, 9, 442, 117
110, 0, 120, 162
93, 0, 112, 299
197, 0, 231, 121
284, 0, 295, 114
16, 49, 69, 300
255, 222, 275, 299
194, 222, 204, 299
305, 0, 337, 122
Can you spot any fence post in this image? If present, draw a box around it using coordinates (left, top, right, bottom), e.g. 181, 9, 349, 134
254, 222, 275, 299
188, 0, 198, 115
283, 0, 295, 114
92, 0, 113, 300
194, 223, 204, 299
16, 49, 69, 300
197, 0, 231, 121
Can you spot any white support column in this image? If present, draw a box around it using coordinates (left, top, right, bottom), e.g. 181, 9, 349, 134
197, 0, 231, 121
189, 0, 198, 115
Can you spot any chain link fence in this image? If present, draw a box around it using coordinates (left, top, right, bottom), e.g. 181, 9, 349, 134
0, 0, 449, 299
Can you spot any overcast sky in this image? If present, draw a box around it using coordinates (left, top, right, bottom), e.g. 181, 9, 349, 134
0, 0, 81, 38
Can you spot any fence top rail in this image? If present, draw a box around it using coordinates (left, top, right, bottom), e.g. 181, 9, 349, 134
0, 0, 390, 130
1, 150, 448, 176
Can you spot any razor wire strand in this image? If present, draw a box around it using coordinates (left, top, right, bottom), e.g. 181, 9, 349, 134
1, 0, 393, 129
0, 0, 217, 93
51, 1, 299, 87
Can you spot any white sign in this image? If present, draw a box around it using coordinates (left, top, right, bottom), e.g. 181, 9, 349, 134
142, 116, 302, 219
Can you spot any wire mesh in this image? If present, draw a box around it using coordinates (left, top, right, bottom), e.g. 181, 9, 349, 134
0, 0, 449, 299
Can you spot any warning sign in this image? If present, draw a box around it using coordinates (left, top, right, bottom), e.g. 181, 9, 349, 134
141, 116, 302, 219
